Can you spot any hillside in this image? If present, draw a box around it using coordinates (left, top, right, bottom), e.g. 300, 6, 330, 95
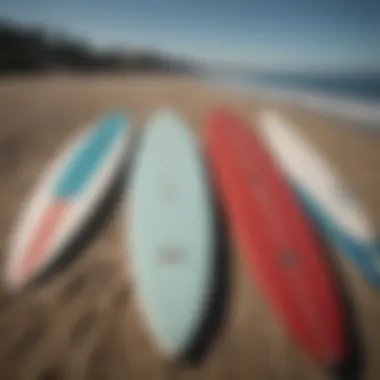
0, 21, 198, 75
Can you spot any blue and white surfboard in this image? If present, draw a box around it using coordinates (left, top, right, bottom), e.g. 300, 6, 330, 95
127, 109, 215, 359
258, 110, 380, 287
6, 112, 132, 290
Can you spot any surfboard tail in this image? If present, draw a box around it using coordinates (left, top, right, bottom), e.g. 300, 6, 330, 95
14, 200, 69, 285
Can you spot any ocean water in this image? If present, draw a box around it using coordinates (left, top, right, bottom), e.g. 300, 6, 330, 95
208, 71, 380, 130
246, 72, 380, 101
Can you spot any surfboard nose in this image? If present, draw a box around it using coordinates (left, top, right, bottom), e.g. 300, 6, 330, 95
53, 112, 128, 199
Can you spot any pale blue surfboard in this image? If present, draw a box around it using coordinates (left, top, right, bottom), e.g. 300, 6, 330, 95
127, 108, 215, 358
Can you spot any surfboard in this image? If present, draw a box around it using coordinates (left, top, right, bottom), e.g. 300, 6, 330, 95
127, 109, 215, 360
259, 110, 380, 286
204, 107, 346, 367
6, 112, 132, 290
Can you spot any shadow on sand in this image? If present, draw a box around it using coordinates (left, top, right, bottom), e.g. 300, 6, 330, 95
316, 233, 364, 380
180, 153, 231, 365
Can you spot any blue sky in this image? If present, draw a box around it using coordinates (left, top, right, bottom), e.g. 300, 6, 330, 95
1, 0, 380, 72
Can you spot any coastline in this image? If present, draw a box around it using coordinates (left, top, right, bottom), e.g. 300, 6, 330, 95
205, 76, 380, 131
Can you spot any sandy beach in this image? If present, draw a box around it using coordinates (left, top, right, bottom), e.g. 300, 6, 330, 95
0, 74, 379, 380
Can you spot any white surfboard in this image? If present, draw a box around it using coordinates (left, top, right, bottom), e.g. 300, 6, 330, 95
258, 109, 380, 286
6, 112, 132, 290
127, 108, 215, 359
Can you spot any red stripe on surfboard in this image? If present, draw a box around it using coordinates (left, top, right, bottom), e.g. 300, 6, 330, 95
15, 201, 68, 283
204, 107, 346, 364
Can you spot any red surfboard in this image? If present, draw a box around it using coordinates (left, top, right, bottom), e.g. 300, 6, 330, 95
204, 107, 346, 366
